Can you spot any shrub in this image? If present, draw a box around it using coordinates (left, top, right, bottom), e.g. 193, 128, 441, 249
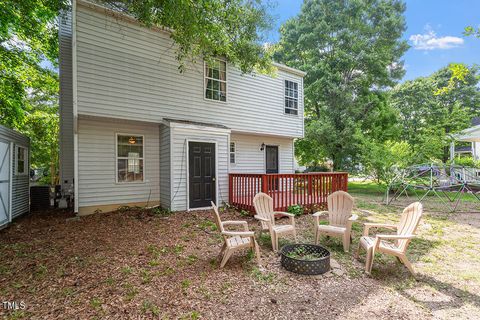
152, 206, 171, 216
448, 156, 480, 168
287, 204, 304, 216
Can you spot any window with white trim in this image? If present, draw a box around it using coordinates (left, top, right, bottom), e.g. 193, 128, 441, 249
117, 135, 144, 183
16, 146, 27, 175
284, 80, 299, 115
230, 142, 236, 164
205, 59, 227, 102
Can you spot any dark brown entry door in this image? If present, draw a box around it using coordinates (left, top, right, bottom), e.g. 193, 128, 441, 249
189, 142, 216, 208
265, 145, 279, 174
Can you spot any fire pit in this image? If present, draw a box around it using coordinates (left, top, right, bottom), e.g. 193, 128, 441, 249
281, 244, 330, 275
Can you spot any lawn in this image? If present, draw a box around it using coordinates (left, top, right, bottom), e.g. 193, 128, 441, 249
0, 184, 479, 319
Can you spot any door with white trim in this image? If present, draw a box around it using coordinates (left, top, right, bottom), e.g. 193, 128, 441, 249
0, 141, 11, 227
189, 142, 216, 208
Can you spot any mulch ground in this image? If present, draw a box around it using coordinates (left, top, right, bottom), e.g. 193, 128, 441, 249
0, 208, 431, 319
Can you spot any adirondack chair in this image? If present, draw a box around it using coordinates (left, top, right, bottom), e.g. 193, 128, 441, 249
313, 191, 358, 252
211, 202, 260, 268
355, 202, 423, 275
253, 192, 296, 252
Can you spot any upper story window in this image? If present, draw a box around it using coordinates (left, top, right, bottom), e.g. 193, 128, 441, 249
117, 134, 144, 183
284, 80, 299, 115
16, 146, 27, 175
205, 59, 227, 102
230, 142, 236, 164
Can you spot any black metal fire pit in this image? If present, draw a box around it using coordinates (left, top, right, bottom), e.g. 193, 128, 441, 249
281, 244, 330, 275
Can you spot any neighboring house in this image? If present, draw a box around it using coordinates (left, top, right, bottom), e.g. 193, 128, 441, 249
451, 117, 480, 160
59, 0, 305, 215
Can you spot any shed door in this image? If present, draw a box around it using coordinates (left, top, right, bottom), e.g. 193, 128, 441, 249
0, 141, 11, 227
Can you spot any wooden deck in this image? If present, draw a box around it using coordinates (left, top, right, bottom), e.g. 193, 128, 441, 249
229, 172, 348, 212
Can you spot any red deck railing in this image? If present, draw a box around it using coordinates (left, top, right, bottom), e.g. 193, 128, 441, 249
228, 172, 348, 213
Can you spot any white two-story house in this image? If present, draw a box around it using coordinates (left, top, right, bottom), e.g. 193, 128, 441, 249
59, 0, 305, 215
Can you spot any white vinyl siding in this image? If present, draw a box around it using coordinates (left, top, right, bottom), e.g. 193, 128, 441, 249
77, 117, 160, 208
170, 126, 229, 211
75, 2, 304, 138
229, 133, 295, 174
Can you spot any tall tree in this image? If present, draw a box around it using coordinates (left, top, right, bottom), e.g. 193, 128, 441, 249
0, 0, 64, 127
1, 0, 65, 183
100, 0, 274, 73
274, 0, 408, 169
391, 65, 480, 163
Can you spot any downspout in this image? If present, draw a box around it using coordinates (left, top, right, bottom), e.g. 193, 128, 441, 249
72, 0, 79, 213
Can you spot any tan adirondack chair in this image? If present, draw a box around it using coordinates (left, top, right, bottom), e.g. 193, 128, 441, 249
313, 191, 357, 252
355, 202, 423, 275
211, 202, 260, 268
253, 192, 296, 252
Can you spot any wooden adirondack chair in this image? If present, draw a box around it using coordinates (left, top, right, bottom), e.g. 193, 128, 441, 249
253, 192, 296, 252
211, 202, 260, 268
355, 202, 423, 275
313, 191, 358, 252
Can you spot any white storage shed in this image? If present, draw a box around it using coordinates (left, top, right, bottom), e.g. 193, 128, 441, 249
0, 124, 30, 229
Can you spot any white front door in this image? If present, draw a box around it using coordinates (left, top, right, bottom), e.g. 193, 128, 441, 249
0, 141, 11, 227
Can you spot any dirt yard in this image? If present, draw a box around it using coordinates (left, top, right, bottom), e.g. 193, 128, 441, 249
1, 191, 479, 319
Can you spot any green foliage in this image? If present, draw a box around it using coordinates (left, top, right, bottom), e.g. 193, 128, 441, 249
0, 0, 65, 126
151, 206, 171, 216
287, 204, 304, 216
435, 63, 470, 95
198, 219, 217, 232
464, 26, 480, 38
0, 1, 66, 184
141, 300, 160, 316
285, 246, 323, 261
275, 0, 408, 170
100, 0, 274, 74
360, 140, 412, 184
239, 209, 250, 217
391, 65, 480, 163
250, 266, 275, 283
90, 297, 103, 310
447, 156, 480, 169
436, 25, 478, 98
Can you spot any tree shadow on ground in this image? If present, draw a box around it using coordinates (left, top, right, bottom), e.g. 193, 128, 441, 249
398, 274, 480, 313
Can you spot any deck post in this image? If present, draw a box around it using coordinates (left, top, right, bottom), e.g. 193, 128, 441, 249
228, 174, 233, 205
307, 175, 312, 196
261, 174, 268, 194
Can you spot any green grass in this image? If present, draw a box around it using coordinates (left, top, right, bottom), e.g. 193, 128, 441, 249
348, 180, 480, 203
348, 181, 386, 196
345, 179, 480, 313
141, 300, 160, 316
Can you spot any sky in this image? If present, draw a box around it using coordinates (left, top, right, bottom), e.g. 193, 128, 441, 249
264, 0, 480, 81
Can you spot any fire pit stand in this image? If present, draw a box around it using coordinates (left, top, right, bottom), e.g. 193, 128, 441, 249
281, 244, 330, 275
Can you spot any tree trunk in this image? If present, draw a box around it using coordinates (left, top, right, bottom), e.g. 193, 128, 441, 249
443, 125, 451, 163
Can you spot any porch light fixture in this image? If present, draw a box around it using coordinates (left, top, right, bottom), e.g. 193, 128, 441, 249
128, 136, 137, 144
260, 143, 265, 151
